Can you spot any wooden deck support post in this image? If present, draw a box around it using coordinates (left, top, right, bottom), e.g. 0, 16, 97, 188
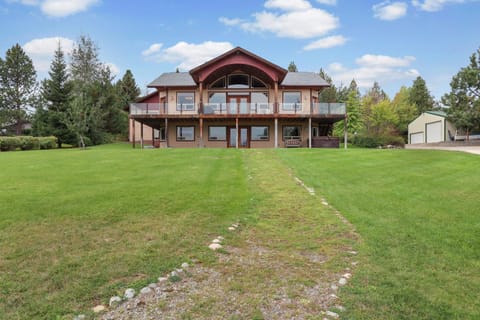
199, 118, 204, 148
308, 117, 312, 149
235, 118, 239, 149
165, 118, 169, 148
344, 115, 348, 149
132, 119, 135, 149
274, 118, 278, 148
140, 123, 144, 149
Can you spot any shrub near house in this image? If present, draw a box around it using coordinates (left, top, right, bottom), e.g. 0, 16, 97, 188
0, 136, 57, 151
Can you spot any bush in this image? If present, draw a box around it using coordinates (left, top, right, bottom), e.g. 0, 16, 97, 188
0, 136, 19, 151
38, 136, 58, 150
353, 135, 405, 148
0, 136, 57, 151
18, 136, 40, 151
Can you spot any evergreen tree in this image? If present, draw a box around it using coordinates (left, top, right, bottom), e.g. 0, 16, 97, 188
409, 76, 434, 114
0, 44, 37, 135
37, 43, 75, 147
366, 81, 388, 104
318, 68, 337, 102
287, 61, 298, 72
333, 79, 362, 136
116, 70, 141, 105
442, 47, 480, 139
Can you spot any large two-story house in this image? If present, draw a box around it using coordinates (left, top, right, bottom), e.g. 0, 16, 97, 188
129, 47, 346, 148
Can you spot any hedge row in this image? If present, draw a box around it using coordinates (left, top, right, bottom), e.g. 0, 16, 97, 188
0, 136, 57, 152
352, 135, 405, 148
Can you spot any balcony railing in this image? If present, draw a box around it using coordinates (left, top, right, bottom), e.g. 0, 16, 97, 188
130, 102, 346, 116
203, 103, 274, 115
312, 103, 346, 115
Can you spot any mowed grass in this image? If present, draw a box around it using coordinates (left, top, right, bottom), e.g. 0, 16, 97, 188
0, 144, 252, 319
278, 148, 480, 319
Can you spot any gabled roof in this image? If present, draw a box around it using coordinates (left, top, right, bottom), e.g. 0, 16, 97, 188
425, 110, 447, 117
281, 72, 329, 87
189, 46, 288, 83
148, 72, 196, 88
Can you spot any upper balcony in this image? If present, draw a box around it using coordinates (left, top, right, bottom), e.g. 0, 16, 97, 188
130, 102, 346, 117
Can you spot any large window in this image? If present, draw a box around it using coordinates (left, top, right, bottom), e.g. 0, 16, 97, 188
251, 126, 269, 141
176, 126, 195, 141
228, 74, 249, 88
282, 92, 302, 111
177, 92, 195, 111
283, 126, 301, 140
208, 126, 226, 141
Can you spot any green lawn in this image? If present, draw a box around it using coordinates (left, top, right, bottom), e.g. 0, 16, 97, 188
1, 145, 479, 319
278, 148, 480, 319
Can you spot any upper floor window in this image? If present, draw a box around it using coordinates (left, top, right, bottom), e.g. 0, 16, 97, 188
209, 74, 269, 89
282, 91, 302, 111
228, 74, 249, 88
177, 92, 195, 111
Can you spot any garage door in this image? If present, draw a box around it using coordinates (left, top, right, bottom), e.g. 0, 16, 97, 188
410, 132, 424, 144
426, 121, 442, 143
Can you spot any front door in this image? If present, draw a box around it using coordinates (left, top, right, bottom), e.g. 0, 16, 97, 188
228, 127, 250, 148
228, 96, 249, 114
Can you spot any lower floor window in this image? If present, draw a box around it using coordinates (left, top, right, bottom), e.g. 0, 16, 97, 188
283, 126, 301, 140
251, 126, 269, 140
208, 126, 227, 141
177, 126, 195, 141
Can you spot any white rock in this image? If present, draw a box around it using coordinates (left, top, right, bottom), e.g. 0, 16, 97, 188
140, 287, 152, 294
92, 305, 106, 313
343, 273, 352, 279
109, 296, 122, 307
158, 277, 168, 283
331, 284, 338, 291
335, 305, 346, 312
326, 310, 339, 319
212, 238, 222, 244
148, 283, 157, 289
175, 268, 183, 274
170, 270, 178, 277
232, 223, 239, 228
329, 293, 338, 299
348, 250, 358, 255
124, 288, 135, 299
228, 227, 235, 231
74, 315, 86, 320
322, 201, 329, 206
351, 261, 358, 266
181, 262, 189, 269
209, 243, 223, 250
338, 278, 347, 286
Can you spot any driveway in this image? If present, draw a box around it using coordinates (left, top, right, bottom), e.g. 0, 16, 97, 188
406, 145, 480, 155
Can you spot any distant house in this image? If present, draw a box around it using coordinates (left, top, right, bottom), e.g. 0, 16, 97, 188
408, 111, 455, 144
129, 47, 346, 148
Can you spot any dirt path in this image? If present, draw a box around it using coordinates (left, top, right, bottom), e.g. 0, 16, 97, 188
102, 150, 359, 320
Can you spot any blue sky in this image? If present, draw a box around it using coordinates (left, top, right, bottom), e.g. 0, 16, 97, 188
0, 0, 479, 100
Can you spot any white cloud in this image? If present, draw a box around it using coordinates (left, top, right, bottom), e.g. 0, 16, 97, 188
264, 0, 312, 11
373, 1, 408, 20
8, 0, 99, 17
142, 41, 234, 70
218, 17, 243, 26
303, 35, 347, 50
142, 43, 162, 56
105, 62, 120, 76
327, 54, 419, 89
241, 8, 339, 39
316, 0, 337, 5
356, 54, 415, 67
411, 0, 469, 11
23, 36, 74, 72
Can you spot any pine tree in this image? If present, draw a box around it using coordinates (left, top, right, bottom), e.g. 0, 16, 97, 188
442, 48, 480, 139
116, 70, 141, 106
366, 81, 388, 104
287, 61, 298, 72
318, 68, 337, 102
0, 44, 37, 135
38, 43, 74, 147
409, 76, 434, 114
